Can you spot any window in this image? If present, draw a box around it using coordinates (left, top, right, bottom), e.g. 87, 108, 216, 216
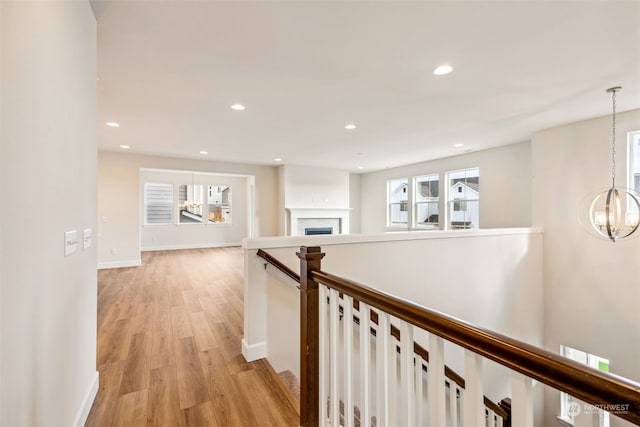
453, 200, 467, 211
559, 346, 610, 427
144, 183, 174, 225
447, 168, 479, 229
628, 131, 640, 191
208, 185, 232, 223
387, 178, 408, 226
414, 174, 439, 229
179, 184, 204, 223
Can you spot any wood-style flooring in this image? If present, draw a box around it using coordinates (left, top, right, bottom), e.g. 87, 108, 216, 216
85, 247, 299, 427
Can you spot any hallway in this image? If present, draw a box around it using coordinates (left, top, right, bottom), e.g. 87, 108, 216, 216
85, 247, 299, 426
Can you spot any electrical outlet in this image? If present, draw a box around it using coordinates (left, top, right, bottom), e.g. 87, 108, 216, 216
65, 230, 78, 256
83, 228, 92, 249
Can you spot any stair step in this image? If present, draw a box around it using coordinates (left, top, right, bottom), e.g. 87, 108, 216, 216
277, 370, 301, 403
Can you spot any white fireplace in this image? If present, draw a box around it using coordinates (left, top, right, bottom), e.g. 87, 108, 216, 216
286, 208, 350, 236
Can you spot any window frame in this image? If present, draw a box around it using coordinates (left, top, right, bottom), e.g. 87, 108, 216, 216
413, 173, 440, 229
558, 346, 610, 427
386, 178, 409, 228
142, 181, 233, 227
627, 130, 640, 192
446, 167, 480, 230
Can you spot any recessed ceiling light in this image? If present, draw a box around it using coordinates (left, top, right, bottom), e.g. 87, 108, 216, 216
433, 64, 453, 76
231, 104, 245, 111
453, 143, 464, 147
345, 123, 357, 130
106, 122, 120, 127
358, 166, 364, 170
199, 151, 208, 155
274, 158, 282, 162
119, 145, 130, 149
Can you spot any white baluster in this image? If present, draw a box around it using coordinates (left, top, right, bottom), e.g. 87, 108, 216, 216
376, 312, 390, 427
343, 296, 354, 427
486, 409, 494, 427
388, 321, 398, 425
415, 356, 424, 427
319, 285, 328, 424
458, 386, 464, 426
449, 381, 458, 427
329, 289, 340, 426
427, 334, 446, 427
510, 372, 533, 427
359, 303, 371, 427
464, 350, 484, 426
400, 320, 415, 426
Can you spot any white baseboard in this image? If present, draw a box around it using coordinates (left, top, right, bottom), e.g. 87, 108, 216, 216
242, 338, 268, 362
72, 371, 99, 427
97, 259, 142, 270
141, 242, 242, 252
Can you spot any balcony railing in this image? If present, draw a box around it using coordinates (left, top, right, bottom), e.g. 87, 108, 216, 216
258, 246, 640, 426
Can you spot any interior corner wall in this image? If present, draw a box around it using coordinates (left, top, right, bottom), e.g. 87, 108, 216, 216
349, 173, 362, 233
532, 109, 640, 427
1, 2, 98, 425
0, 3, 3, 421
97, 151, 279, 266
277, 164, 286, 235
359, 142, 532, 233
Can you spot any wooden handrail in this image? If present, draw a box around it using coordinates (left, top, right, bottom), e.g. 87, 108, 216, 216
259, 249, 507, 418
311, 268, 640, 425
257, 248, 301, 283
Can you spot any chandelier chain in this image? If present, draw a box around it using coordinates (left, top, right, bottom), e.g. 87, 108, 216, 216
612, 88, 616, 186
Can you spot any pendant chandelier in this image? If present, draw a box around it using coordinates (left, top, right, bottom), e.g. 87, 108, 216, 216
180, 173, 202, 210
585, 86, 640, 242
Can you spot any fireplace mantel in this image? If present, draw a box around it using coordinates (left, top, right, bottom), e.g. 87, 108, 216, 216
286, 207, 351, 236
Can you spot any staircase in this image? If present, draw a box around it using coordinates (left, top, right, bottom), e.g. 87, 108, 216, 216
257, 246, 640, 427
275, 300, 509, 427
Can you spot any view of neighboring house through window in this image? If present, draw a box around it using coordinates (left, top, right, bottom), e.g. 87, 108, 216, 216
387, 178, 408, 227
414, 174, 439, 229
559, 345, 610, 427
144, 183, 174, 225
179, 184, 204, 223
208, 185, 232, 223
447, 168, 479, 229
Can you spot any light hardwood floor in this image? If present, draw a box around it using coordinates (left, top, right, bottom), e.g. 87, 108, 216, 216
85, 247, 299, 426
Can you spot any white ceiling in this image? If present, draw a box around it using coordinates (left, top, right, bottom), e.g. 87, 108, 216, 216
94, 1, 640, 173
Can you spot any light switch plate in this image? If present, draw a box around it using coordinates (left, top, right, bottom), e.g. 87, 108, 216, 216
65, 230, 78, 256
83, 228, 92, 249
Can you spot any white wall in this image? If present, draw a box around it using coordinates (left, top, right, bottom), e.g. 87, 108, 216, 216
1, 2, 98, 425
140, 169, 247, 250
97, 151, 279, 267
281, 164, 350, 209
349, 173, 362, 233
360, 142, 532, 233
532, 109, 640, 427
244, 229, 543, 413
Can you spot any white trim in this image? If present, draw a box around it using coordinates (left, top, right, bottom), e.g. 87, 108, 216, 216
72, 371, 99, 427
243, 227, 543, 250
242, 339, 268, 362
97, 259, 142, 270
141, 242, 241, 252
557, 415, 574, 427
140, 167, 252, 179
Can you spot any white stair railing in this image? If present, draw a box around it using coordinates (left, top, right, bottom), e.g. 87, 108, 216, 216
255, 247, 640, 427
319, 286, 506, 427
